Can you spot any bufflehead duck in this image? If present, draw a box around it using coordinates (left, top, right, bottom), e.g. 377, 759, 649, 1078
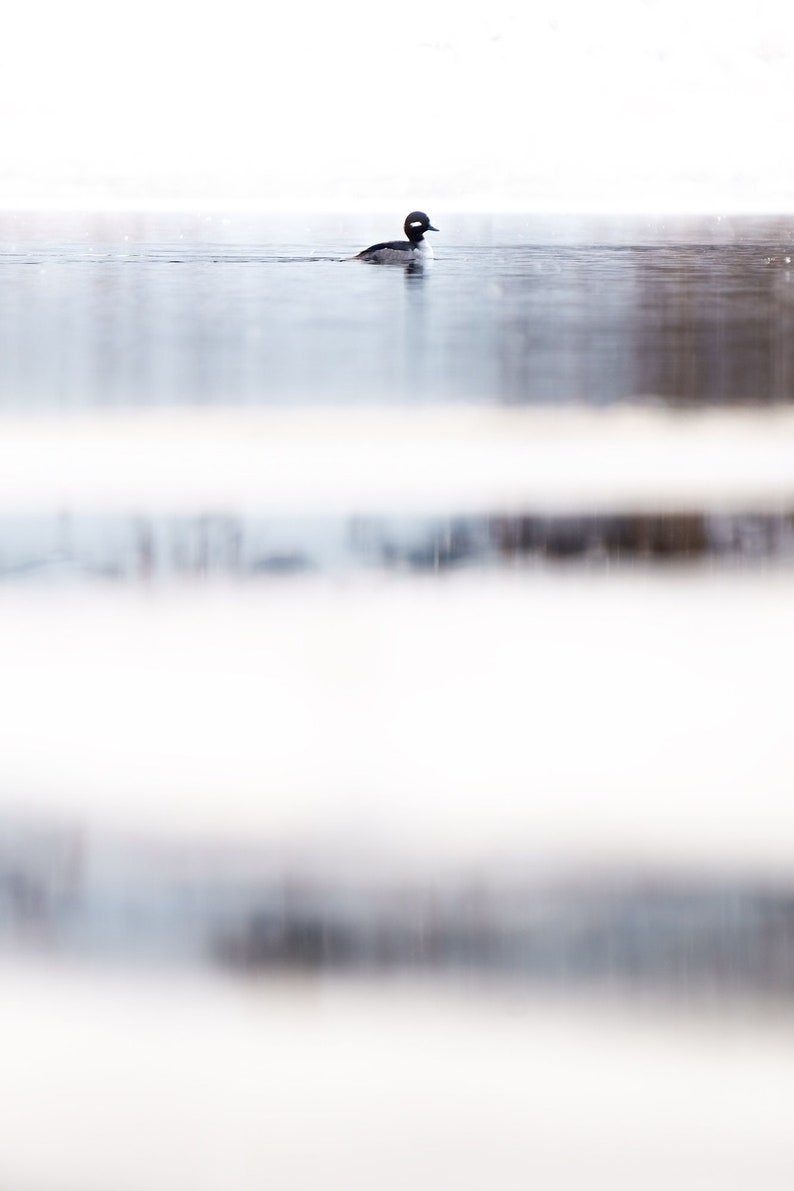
355, 211, 438, 264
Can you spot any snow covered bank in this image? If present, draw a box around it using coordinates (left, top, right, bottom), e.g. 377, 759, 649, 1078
2, 405, 794, 515
1, 570, 792, 872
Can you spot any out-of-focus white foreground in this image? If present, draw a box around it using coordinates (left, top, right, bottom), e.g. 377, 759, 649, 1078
1, 406, 793, 514
2, 401, 793, 1191
1, 569, 792, 872
1, 961, 793, 1191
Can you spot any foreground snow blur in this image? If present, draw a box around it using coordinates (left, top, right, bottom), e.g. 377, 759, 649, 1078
1, 960, 793, 1191
1, 406, 794, 514
1, 568, 792, 871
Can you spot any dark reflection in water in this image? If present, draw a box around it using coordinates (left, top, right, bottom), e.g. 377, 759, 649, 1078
0, 212, 792, 408
498, 243, 794, 406
2, 816, 794, 1002
1, 510, 793, 582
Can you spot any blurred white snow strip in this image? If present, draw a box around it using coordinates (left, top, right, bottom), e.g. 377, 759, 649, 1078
1, 571, 792, 873
1, 406, 793, 514
1, 962, 793, 1191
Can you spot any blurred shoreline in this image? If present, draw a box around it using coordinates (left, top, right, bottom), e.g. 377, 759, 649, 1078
3, 812, 794, 1007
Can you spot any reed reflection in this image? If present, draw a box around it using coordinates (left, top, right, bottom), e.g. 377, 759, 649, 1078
4, 815, 794, 1005
496, 242, 794, 406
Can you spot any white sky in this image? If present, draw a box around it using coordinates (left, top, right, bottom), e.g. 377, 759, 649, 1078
4, 0, 794, 212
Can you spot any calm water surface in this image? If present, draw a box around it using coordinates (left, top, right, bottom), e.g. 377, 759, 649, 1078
2, 212, 793, 408
4, 210, 794, 1161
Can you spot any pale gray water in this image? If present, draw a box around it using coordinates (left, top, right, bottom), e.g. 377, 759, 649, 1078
2, 211, 794, 577
3, 510, 794, 582
1, 212, 793, 409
